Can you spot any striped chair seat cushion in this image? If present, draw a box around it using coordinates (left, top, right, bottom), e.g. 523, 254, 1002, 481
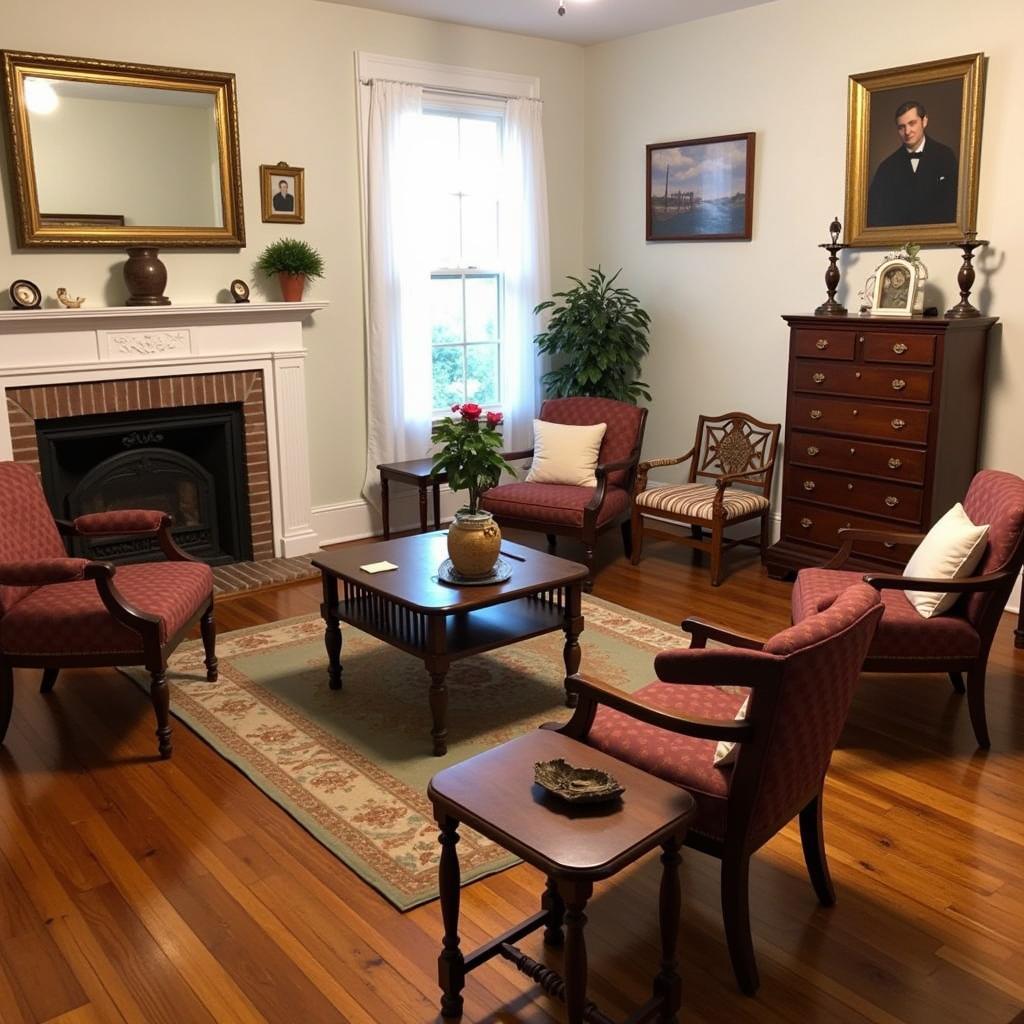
636, 483, 769, 521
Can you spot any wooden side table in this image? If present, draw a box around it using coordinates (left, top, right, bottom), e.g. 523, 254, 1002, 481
377, 458, 448, 539
428, 729, 696, 1023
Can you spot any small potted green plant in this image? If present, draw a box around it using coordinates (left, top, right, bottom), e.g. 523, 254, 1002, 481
431, 404, 516, 578
534, 266, 652, 404
255, 238, 325, 302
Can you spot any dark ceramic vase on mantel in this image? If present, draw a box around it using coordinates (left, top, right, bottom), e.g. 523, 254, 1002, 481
124, 247, 171, 306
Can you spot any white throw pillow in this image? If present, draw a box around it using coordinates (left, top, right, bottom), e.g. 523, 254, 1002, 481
713, 695, 749, 767
903, 503, 990, 618
526, 420, 607, 488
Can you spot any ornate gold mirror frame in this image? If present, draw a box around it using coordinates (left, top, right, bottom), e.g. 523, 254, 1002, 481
1, 50, 245, 248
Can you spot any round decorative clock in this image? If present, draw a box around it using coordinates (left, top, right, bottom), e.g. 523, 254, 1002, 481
9, 279, 42, 309
229, 278, 250, 303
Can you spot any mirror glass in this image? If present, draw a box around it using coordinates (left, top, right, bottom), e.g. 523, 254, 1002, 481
26, 77, 224, 228
2, 50, 245, 247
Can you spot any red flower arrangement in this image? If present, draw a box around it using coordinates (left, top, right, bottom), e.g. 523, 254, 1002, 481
431, 404, 515, 514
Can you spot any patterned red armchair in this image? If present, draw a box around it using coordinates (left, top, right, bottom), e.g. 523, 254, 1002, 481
792, 469, 1024, 749
557, 583, 882, 994
480, 397, 648, 585
0, 461, 217, 759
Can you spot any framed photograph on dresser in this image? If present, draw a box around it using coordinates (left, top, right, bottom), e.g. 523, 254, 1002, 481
646, 133, 755, 241
844, 53, 986, 247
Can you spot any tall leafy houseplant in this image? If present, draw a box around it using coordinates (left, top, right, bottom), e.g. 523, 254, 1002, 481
256, 238, 325, 302
534, 267, 652, 404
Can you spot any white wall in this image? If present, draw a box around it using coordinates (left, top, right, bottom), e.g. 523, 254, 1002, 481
0, 0, 585, 515
583, 0, 1023, 487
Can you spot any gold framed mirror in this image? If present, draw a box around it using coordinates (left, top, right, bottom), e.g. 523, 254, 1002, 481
1, 50, 245, 248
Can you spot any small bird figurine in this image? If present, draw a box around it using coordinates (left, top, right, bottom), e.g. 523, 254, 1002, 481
56, 287, 85, 308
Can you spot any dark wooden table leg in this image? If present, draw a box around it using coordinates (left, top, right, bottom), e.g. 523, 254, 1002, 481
557, 878, 593, 1024
1015, 603, 1024, 649
542, 876, 565, 947
380, 475, 391, 540
321, 573, 343, 691
654, 833, 684, 1023
562, 583, 583, 708
419, 484, 429, 533
426, 617, 451, 756
437, 814, 466, 1019
433, 481, 442, 531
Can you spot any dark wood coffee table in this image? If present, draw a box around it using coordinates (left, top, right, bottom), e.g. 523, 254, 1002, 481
312, 533, 589, 755
428, 729, 697, 1023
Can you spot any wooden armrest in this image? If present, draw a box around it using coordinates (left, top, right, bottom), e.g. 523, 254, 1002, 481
681, 617, 765, 650
564, 675, 755, 743
501, 448, 535, 462
639, 448, 695, 473
863, 570, 1009, 594
823, 526, 925, 569
595, 455, 639, 479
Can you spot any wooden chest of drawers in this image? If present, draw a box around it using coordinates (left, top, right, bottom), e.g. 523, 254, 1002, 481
765, 314, 997, 577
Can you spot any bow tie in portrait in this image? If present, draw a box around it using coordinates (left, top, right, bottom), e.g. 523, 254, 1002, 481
906, 150, 921, 158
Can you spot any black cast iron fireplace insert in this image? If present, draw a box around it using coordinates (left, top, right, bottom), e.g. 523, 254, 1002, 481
36, 405, 253, 566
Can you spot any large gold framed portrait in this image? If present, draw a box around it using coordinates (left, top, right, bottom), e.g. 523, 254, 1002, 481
844, 53, 985, 247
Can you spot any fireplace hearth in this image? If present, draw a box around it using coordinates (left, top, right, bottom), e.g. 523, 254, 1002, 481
37, 405, 253, 566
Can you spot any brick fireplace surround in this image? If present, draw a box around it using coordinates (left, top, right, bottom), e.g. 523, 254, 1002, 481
0, 302, 326, 560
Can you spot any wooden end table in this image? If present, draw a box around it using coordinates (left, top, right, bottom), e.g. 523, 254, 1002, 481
428, 728, 697, 1023
312, 533, 588, 756
377, 458, 448, 539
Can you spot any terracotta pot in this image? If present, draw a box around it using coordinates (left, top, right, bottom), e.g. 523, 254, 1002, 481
124, 247, 170, 306
279, 272, 306, 302
447, 510, 501, 578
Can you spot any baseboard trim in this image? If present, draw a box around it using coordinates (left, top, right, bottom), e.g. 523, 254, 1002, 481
311, 485, 461, 546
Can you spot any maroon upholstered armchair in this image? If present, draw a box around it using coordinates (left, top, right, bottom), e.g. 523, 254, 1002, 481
792, 469, 1024, 749
0, 461, 217, 759
480, 397, 648, 586
557, 583, 883, 994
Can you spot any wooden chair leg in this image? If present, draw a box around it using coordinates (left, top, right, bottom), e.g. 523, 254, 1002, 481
759, 512, 771, 563
710, 523, 725, 587
620, 517, 633, 559
546, 534, 557, 552
582, 546, 594, 592
948, 671, 966, 695
690, 525, 703, 565
966, 663, 990, 748
200, 603, 218, 681
721, 849, 758, 995
40, 667, 59, 694
799, 789, 836, 907
150, 669, 173, 759
630, 509, 643, 566
0, 661, 13, 744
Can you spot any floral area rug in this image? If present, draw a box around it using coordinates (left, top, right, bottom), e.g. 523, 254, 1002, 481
125, 597, 687, 909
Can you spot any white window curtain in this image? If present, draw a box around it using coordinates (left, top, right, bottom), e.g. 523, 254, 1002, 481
361, 80, 432, 507
498, 97, 551, 453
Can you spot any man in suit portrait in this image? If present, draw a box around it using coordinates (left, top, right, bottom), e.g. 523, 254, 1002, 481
867, 100, 958, 227
273, 179, 295, 213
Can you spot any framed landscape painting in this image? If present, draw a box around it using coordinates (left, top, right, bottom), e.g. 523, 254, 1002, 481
646, 132, 755, 241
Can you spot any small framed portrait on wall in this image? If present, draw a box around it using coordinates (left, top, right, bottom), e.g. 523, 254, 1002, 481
260, 162, 305, 224
844, 53, 985, 246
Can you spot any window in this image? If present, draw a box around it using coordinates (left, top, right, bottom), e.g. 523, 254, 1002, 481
423, 108, 503, 414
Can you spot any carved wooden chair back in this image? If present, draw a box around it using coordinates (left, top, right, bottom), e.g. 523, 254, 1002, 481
689, 412, 780, 497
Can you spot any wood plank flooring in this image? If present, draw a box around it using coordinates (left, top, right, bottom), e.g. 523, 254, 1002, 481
1, 531, 1023, 1023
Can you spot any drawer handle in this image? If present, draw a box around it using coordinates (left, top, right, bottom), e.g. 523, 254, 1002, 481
888, 457, 903, 469
852, 409, 859, 416
884, 496, 899, 508
893, 342, 908, 354
891, 418, 906, 430
883, 541, 896, 549
803, 480, 816, 491
800, 517, 813, 529
847, 483, 854, 490
810, 409, 823, 420
891, 378, 907, 391
849, 447, 856, 455
812, 372, 826, 384
806, 445, 820, 456
816, 338, 829, 350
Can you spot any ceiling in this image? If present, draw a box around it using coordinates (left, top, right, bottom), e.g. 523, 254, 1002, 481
326, 0, 777, 46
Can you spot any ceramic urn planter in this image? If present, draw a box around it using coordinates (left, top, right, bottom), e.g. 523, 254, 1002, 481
447, 510, 501, 578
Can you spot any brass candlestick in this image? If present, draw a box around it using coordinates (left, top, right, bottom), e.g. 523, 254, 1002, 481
815, 216, 849, 316
944, 232, 989, 319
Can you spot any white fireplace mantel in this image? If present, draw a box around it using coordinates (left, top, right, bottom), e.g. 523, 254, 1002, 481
0, 301, 327, 558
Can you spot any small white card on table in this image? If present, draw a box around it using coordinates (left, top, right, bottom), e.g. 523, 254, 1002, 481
360, 560, 399, 574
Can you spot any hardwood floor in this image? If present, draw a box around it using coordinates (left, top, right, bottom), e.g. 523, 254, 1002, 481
2, 530, 1023, 1023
